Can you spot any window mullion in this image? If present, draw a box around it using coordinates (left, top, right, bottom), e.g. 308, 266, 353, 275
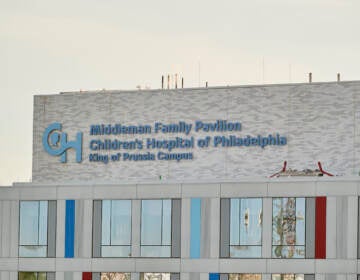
37, 201, 40, 245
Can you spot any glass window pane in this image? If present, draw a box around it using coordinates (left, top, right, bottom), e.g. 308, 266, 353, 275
162, 200, 172, 246
19, 246, 47, 257
229, 274, 261, 280
19, 272, 38, 280
230, 245, 262, 258
295, 198, 305, 246
272, 245, 305, 258
230, 199, 240, 245
141, 200, 162, 245
140, 245, 171, 257
20, 201, 39, 245
272, 198, 282, 245
143, 273, 171, 280
101, 245, 131, 257
272, 198, 296, 246
101, 272, 131, 280
38, 201, 48, 246
272, 275, 281, 280
102, 200, 111, 245
272, 275, 300, 280
240, 198, 262, 246
111, 200, 131, 245
38, 272, 47, 280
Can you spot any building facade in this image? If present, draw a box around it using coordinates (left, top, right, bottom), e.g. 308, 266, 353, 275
1, 81, 360, 280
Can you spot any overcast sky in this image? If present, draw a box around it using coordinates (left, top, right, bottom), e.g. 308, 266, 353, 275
1, 0, 360, 185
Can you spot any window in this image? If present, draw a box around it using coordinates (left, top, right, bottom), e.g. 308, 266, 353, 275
19, 272, 53, 280
220, 198, 262, 258
272, 198, 305, 258
141, 200, 172, 257
229, 274, 262, 280
272, 275, 304, 280
229, 198, 262, 257
140, 273, 171, 280
101, 200, 132, 257
100, 273, 131, 280
19, 201, 56, 257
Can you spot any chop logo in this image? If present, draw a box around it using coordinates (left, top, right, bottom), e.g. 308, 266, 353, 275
42, 123, 83, 163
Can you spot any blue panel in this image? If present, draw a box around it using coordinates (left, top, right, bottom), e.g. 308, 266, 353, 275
190, 198, 201, 259
65, 200, 75, 258
209, 273, 220, 280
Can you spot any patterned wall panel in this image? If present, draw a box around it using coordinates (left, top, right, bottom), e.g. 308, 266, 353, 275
33, 82, 360, 182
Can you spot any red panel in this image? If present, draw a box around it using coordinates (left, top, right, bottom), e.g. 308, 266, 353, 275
315, 196, 327, 259
83, 272, 92, 280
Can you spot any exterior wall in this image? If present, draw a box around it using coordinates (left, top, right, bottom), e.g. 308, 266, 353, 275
33, 81, 360, 183
0, 178, 360, 279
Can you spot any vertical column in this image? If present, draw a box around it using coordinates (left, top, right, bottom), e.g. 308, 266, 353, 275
305, 198, 315, 258
10, 200, 19, 258
201, 198, 210, 258
0, 201, 2, 256
57, 200, 66, 258
47, 200, 57, 258
64, 272, 73, 280
219, 199, 230, 258
189, 273, 200, 280
65, 200, 75, 258
262, 198, 272, 258
326, 197, 336, 258
56, 272, 65, 280
181, 198, 191, 258
131, 272, 140, 280
77, 200, 92, 258
93, 200, 102, 258
210, 198, 220, 258
190, 198, 201, 259
347, 197, 357, 259
336, 197, 347, 258
315, 196, 326, 259
171, 199, 181, 258
1, 201, 10, 257
132, 200, 141, 257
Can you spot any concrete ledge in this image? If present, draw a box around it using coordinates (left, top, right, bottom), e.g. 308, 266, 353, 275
181, 259, 219, 273
93, 185, 137, 199
19, 187, 57, 200
92, 258, 135, 272
316, 182, 358, 196
137, 184, 181, 198
182, 184, 220, 198
136, 258, 180, 272
55, 258, 91, 271
19, 258, 56, 271
221, 183, 267, 197
268, 259, 315, 273
57, 186, 93, 199
219, 259, 267, 273
268, 182, 316, 197
316, 259, 357, 273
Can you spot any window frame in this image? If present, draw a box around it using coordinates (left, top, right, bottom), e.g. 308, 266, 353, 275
140, 199, 173, 258
100, 199, 132, 258
271, 197, 306, 259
